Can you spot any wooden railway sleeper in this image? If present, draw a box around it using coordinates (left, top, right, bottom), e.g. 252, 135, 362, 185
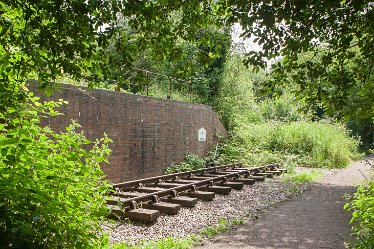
142, 195, 181, 215
165, 190, 198, 207
217, 177, 244, 190
199, 185, 232, 194
108, 163, 284, 222
179, 183, 215, 201
113, 163, 244, 189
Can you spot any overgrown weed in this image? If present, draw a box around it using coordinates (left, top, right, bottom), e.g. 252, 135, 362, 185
283, 170, 323, 183
216, 121, 360, 169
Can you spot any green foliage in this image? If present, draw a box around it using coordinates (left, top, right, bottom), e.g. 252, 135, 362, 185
0, 96, 112, 248
283, 170, 322, 183
213, 55, 261, 129
0, 1, 225, 91
110, 236, 196, 249
165, 153, 206, 174
224, 1, 374, 123
105, 24, 232, 106
208, 54, 361, 169
199, 219, 230, 238
3, 1, 372, 124
345, 179, 374, 249
259, 94, 309, 122
347, 120, 374, 151
268, 43, 374, 124
266, 49, 374, 145
213, 55, 309, 130
288, 186, 300, 193
217, 121, 359, 168
161, 54, 360, 171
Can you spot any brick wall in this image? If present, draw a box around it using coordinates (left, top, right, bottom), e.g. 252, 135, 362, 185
31, 84, 227, 183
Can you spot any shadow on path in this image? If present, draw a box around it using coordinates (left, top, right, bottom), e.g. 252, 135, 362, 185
195, 159, 372, 249
197, 184, 354, 249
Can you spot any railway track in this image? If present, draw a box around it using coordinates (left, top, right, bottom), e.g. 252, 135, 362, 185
107, 163, 286, 222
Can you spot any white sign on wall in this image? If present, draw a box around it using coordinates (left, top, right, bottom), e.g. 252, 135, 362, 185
198, 127, 206, 142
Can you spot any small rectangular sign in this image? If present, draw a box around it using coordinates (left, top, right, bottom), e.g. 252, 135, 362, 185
198, 128, 206, 142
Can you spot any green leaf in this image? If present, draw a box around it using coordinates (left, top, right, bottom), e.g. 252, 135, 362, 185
0, 138, 18, 146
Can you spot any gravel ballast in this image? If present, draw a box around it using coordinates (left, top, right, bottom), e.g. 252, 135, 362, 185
106, 169, 332, 245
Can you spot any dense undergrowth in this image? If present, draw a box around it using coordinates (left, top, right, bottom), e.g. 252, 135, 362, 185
167, 120, 359, 173
0, 94, 112, 248
216, 121, 359, 169
167, 56, 360, 173
167, 120, 360, 172
344, 160, 374, 249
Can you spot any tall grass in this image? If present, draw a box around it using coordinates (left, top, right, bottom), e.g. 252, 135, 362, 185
159, 55, 360, 171
216, 121, 359, 169
209, 55, 360, 169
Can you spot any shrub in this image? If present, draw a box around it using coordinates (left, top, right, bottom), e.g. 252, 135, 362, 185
259, 94, 308, 122
215, 121, 359, 168
345, 179, 374, 249
165, 153, 206, 174
0, 96, 112, 248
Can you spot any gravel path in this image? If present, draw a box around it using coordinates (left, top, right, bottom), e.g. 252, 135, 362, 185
194, 159, 373, 249
107, 169, 321, 245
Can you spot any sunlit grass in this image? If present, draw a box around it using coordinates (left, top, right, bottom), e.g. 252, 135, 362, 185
283, 170, 323, 183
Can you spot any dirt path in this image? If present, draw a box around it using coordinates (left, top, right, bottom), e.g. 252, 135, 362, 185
194, 159, 372, 249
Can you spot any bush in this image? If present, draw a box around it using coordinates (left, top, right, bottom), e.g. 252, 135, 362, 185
165, 153, 206, 174
215, 121, 359, 168
345, 179, 374, 249
0, 96, 112, 248
259, 94, 308, 122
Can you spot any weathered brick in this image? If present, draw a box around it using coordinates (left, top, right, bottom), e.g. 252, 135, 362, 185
30, 83, 227, 183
